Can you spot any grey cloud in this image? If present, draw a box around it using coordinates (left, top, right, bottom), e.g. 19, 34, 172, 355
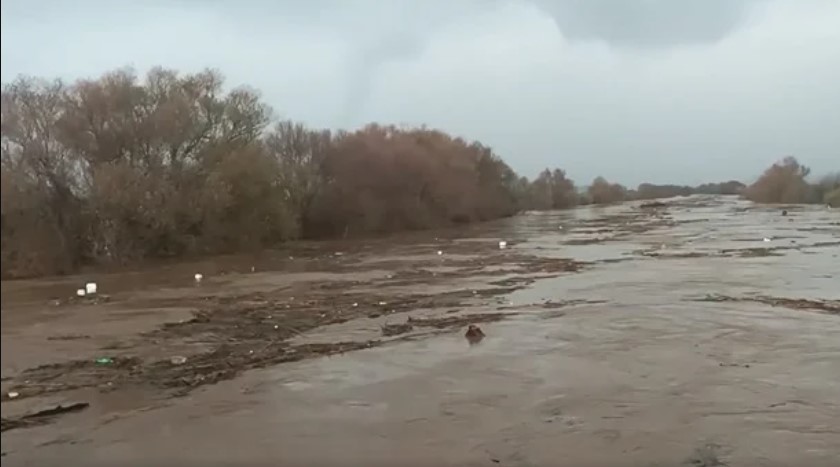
532, 0, 763, 48
2, 0, 838, 185
343, 32, 425, 125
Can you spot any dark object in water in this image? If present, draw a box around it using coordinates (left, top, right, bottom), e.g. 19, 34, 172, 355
24, 402, 89, 419
465, 324, 485, 344
380, 322, 413, 337
1, 402, 89, 432
781, 210, 788, 216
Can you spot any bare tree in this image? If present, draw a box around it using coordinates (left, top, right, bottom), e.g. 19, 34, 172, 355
264, 120, 332, 231
0, 65, 548, 277
588, 176, 627, 205
743, 156, 811, 204
1, 77, 86, 275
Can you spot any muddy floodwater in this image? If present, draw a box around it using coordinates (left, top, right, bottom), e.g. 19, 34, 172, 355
2, 195, 839, 466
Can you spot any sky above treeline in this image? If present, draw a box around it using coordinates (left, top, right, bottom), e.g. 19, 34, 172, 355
2, 0, 838, 186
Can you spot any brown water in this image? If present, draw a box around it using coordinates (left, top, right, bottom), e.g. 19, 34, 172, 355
2, 195, 839, 466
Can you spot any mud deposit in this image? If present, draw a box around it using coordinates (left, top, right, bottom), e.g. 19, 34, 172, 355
2, 195, 839, 466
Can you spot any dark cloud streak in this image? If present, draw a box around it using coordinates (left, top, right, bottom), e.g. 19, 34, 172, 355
532, 0, 761, 48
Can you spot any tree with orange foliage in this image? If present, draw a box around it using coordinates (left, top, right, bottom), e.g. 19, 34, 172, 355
587, 176, 627, 205
1, 67, 527, 277
743, 156, 812, 204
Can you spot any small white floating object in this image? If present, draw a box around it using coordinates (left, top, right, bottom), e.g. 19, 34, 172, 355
76, 288, 87, 297
498, 241, 507, 249
274, 325, 279, 330
558, 225, 564, 230
85, 282, 97, 295
8, 391, 20, 399
194, 273, 203, 282
763, 237, 771, 242
378, 301, 387, 306
170, 356, 187, 365
250, 266, 255, 273
352, 302, 359, 307
437, 250, 443, 256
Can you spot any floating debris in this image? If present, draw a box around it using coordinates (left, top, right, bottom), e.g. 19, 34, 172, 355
381, 322, 413, 337
194, 273, 203, 283
695, 294, 839, 315
719, 362, 750, 368
76, 289, 86, 297
170, 356, 187, 365
47, 334, 91, 341
19, 402, 90, 419
498, 240, 507, 249
85, 282, 97, 295
1, 402, 90, 433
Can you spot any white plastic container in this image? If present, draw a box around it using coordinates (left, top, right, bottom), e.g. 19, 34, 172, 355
85, 282, 97, 295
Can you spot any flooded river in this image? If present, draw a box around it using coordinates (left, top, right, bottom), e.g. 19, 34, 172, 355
2, 195, 839, 466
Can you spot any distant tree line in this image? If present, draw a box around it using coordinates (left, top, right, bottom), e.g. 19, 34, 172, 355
517, 170, 746, 210
1, 67, 836, 278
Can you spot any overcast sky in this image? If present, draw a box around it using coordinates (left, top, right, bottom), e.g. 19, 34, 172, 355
2, 0, 838, 185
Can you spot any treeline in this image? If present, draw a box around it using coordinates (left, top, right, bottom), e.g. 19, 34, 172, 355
740, 156, 839, 207
525, 157, 839, 210
1, 67, 528, 277
520, 169, 745, 210
1, 67, 836, 278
